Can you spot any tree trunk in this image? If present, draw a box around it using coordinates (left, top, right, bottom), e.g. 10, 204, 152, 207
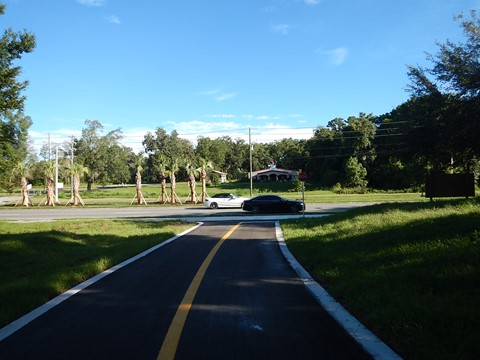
21, 176, 29, 207
73, 175, 80, 206
189, 173, 196, 203
46, 177, 55, 206
161, 177, 167, 203
136, 171, 142, 205
201, 170, 207, 203
170, 173, 176, 204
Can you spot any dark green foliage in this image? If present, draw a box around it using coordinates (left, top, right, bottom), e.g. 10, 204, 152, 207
0, 4, 36, 190
74, 120, 132, 189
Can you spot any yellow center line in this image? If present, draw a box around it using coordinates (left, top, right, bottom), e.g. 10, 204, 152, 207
157, 223, 241, 360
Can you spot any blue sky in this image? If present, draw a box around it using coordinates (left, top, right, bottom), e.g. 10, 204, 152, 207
3, 0, 479, 153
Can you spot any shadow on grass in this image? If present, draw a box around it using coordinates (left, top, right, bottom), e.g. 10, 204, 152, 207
281, 198, 480, 360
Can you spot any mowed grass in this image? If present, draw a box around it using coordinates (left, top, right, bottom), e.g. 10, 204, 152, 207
0, 220, 191, 328
281, 198, 480, 360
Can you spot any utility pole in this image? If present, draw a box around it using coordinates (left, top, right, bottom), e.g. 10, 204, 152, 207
55, 145, 59, 202
48, 132, 51, 161
249, 127, 253, 197
70, 136, 74, 197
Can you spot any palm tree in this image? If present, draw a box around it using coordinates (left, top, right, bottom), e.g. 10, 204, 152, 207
132, 155, 147, 205
41, 161, 57, 206
197, 158, 214, 203
65, 162, 89, 206
155, 156, 169, 204
186, 162, 199, 204
13, 162, 32, 207
167, 158, 182, 204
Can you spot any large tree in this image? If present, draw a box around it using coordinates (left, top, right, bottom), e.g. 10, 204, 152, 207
0, 4, 35, 190
407, 10, 480, 174
306, 118, 348, 186
74, 120, 125, 190
267, 138, 309, 171
143, 127, 194, 182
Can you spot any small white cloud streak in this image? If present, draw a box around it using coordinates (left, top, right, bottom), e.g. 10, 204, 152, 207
199, 88, 220, 96
317, 47, 349, 66
304, 0, 320, 5
257, 115, 280, 120
270, 24, 291, 35
107, 15, 121, 25
202, 114, 235, 118
251, 124, 314, 143
199, 88, 237, 102
215, 93, 237, 102
76, 0, 106, 7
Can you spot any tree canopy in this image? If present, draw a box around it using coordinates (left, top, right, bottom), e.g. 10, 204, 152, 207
0, 3, 35, 190
406, 10, 480, 172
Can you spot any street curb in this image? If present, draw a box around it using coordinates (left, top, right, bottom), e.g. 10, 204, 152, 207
274, 221, 403, 360
0, 222, 203, 342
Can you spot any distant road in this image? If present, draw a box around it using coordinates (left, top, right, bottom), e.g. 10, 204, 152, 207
0, 202, 377, 222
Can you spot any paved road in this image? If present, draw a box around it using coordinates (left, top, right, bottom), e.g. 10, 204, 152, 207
0, 202, 377, 222
0, 221, 372, 360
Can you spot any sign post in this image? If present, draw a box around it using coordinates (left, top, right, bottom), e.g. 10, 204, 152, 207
298, 171, 307, 218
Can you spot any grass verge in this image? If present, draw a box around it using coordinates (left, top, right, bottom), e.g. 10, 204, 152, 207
281, 198, 480, 360
0, 219, 191, 328
1, 181, 426, 207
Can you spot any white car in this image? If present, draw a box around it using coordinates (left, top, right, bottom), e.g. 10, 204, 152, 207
204, 193, 249, 209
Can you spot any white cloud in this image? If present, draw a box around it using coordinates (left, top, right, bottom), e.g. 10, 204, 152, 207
107, 15, 121, 25
199, 88, 220, 96
270, 24, 291, 35
76, 0, 106, 6
251, 124, 314, 143
162, 121, 314, 145
215, 93, 237, 102
256, 115, 280, 120
202, 114, 235, 119
199, 88, 237, 102
317, 47, 349, 66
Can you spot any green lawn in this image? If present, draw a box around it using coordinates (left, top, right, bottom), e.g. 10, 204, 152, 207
281, 198, 480, 360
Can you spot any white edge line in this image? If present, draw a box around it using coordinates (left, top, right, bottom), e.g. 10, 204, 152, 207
274, 221, 403, 360
0, 222, 204, 342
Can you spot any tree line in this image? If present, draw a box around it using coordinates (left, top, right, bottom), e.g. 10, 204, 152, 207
1, 4, 480, 194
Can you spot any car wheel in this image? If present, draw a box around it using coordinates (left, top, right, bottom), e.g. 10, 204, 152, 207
210, 202, 218, 209
252, 205, 260, 214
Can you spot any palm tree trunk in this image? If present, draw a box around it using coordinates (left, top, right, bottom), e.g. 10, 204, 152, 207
201, 170, 207, 202
161, 177, 167, 203
46, 177, 55, 206
73, 175, 80, 206
20, 176, 29, 207
189, 173, 196, 203
136, 171, 143, 205
170, 173, 176, 204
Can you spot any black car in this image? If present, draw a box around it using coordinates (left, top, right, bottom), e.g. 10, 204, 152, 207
242, 195, 305, 214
